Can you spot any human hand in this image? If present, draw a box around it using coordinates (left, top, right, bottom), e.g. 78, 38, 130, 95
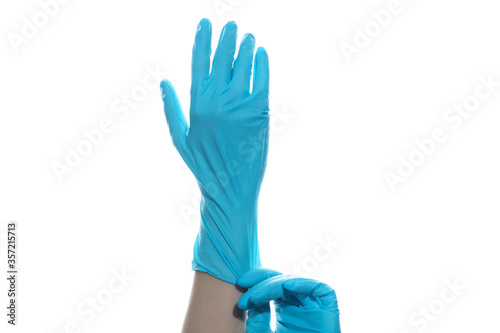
237, 268, 341, 333
160, 19, 270, 284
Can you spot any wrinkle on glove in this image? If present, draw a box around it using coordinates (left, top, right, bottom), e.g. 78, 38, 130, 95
160, 18, 270, 284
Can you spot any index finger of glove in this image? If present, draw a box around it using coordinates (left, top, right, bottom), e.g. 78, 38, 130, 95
237, 268, 282, 289
191, 18, 212, 87
239, 275, 289, 310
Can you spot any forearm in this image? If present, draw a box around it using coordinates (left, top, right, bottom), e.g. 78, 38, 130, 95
182, 271, 246, 333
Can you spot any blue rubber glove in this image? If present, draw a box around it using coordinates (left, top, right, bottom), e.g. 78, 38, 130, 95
160, 19, 270, 284
237, 268, 341, 333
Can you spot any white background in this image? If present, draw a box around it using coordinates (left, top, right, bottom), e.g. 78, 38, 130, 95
1, 0, 500, 332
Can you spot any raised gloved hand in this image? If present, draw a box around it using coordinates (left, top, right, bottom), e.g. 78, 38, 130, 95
160, 19, 270, 284
237, 268, 341, 333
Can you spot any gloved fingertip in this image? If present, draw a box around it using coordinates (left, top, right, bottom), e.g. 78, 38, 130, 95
281, 279, 296, 291
247, 293, 261, 307
243, 33, 255, 42
197, 18, 211, 31
256, 46, 268, 58
160, 80, 172, 96
236, 279, 251, 288
235, 276, 244, 287
237, 296, 249, 310
199, 17, 211, 25
160, 79, 171, 87
236, 270, 253, 287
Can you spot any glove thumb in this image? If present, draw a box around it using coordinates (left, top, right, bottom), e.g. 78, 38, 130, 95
160, 80, 189, 156
246, 303, 273, 333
